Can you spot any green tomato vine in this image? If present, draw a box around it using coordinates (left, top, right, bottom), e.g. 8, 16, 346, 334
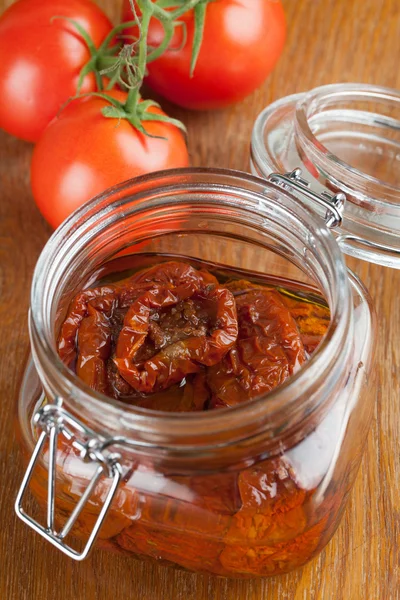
56, 0, 214, 136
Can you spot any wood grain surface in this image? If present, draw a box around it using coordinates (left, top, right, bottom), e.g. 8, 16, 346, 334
1, 0, 400, 599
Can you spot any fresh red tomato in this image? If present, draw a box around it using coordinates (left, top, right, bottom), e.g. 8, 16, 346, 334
30, 90, 189, 228
0, 0, 113, 142
122, 0, 286, 110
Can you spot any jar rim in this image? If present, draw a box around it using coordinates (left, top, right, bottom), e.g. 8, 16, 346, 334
30, 167, 353, 450
295, 83, 400, 203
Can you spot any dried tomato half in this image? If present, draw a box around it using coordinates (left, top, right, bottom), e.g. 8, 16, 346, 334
114, 283, 238, 393
207, 283, 306, 408
280, 293, 330, 354
57, 262, 313, 408
131, 261, 218, 288
58, 285, 117, 368
57, 262, 238, 401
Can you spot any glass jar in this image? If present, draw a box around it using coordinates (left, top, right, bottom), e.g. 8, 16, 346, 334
15, 166, 378, 578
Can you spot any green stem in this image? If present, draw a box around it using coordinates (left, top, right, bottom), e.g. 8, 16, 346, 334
125, 87, 140, 113
156, 0, 184, 8
173, 20, 188, 53
147, 20, 174, 62
94, 68, 103, 91
169, 0, 203, 20
99, 19, 140, 52
105, 69, 122, 91
74, 91, 125, 108
123, 0, 153, 113
96, 55, 120, 72
149, 2, 173, 22
136, 4, 153, 78
76, 57, 96, 91
190, 2, 207, 75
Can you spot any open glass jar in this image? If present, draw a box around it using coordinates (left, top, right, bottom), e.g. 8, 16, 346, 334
15, 82, 399, 578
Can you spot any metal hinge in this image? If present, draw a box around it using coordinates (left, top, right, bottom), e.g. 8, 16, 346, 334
15, 403, 123, 561
268, 168, 346, 228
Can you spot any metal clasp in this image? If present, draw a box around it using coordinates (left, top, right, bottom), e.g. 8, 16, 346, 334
15, 403, 123, 561
268, 168, 346, 228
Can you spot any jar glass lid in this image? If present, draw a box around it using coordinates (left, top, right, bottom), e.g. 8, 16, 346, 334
251, 83, 400, 268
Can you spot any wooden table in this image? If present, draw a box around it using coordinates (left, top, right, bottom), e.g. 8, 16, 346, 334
1, 0, 399, 598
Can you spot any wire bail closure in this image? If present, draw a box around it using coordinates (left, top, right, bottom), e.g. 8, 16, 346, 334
15, 403, 123, 561
268, 168, 346, 228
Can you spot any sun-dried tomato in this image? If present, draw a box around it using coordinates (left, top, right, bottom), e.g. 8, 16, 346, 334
114, 283, 237, 393
57, 261, 238, 402
131, 260, 218, 288
219, 517, 327, 576
75, 295, 115, 395
280, 292, 330, 354
52, 262, 336, 576
130, 373, 209, 411
58, 285, 117, 368
207, 284, 306, 408
58, 263, 332, 411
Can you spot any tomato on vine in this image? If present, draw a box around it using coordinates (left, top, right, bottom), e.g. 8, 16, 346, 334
4, 0, 283, 227
122, 0, 287, 110
31, 90, 189, 228
0, 0, 116, 142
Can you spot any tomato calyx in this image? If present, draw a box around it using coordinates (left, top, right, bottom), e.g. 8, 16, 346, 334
62, 0, 196, 137
51, 14, 186, 137
98, 92, 187, 137
50, 16, 139, 93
